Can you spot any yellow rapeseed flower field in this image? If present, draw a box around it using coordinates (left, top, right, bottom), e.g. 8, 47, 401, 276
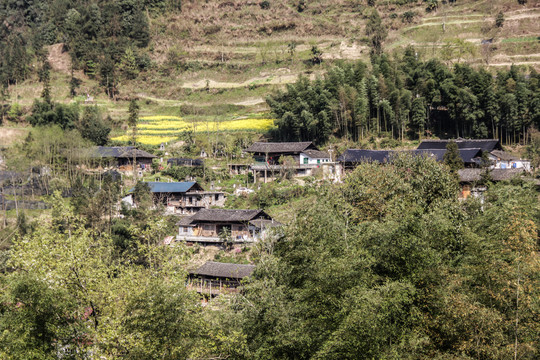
111, 116, 275, 145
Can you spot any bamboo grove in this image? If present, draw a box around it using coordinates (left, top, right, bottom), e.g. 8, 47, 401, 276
267, 50, 540, 145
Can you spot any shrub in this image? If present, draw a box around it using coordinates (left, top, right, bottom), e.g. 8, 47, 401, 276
495, 12, 504, 28
260, 0, 270, 9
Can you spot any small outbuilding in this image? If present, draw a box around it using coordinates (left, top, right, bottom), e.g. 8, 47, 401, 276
187, 261, 256, 297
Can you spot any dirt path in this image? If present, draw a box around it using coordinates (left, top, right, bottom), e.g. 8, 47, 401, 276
409, 10, 540, 30
181, 72, 317, 89
233, 98, 266, 106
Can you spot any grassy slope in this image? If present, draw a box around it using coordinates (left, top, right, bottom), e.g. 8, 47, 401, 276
2, 0, 539, 132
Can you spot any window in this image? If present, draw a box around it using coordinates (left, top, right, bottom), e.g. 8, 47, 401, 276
215, 194, 219, 201
317, 159, 320, 164
303, 158, 308, 164
203, 225, 213, 231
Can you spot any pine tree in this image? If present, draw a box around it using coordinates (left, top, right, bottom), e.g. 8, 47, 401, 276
443, 141, 464, 171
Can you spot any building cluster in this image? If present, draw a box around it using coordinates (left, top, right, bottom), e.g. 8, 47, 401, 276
90, 139, 535, 298
338, 139, 533, 199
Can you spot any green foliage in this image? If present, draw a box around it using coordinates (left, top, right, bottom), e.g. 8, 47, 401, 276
27, 101, 80, 130
495, 11, 505, 28
240, 157, 539, 359
78, 106, 111, 145
425, 0, 438, 12
443, 140, 464, 171
133, 181, 152, 208
297, 0, 306, 12
310, 45, 323, 64
268, 54, 540, 144
401, 10, 416, 23
7, 103, 22, 122
0, 274, 82, 359
365, 9, 387, 55
0, 0, 154, 93
122, 279, 202, 359
162, 165, 206, 181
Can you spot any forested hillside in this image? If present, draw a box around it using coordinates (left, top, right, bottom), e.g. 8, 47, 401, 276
0, 0, 538, 127
0, 2, 540, 358
0, 155, 538, 359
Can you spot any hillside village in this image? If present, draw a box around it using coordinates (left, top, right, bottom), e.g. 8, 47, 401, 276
0, 0, 539, 359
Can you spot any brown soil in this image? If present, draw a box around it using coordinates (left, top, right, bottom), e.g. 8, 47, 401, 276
47, 43, 72, 74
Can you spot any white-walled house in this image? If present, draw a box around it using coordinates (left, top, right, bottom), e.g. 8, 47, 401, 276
299, 150, 332, 165
489, 150, 531, 171
244, 142, 336, 182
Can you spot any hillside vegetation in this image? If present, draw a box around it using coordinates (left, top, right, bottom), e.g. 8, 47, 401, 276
0, 0, 538, 131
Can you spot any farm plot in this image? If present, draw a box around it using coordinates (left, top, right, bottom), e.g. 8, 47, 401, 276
112, 116, 275, 145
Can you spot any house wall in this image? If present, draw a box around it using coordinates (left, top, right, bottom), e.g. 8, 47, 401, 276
180, 223, 252, 239
492, 160, 531, 171
299, 153, 331, 165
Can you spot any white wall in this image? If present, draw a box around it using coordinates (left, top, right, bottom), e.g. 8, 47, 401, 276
299, 153, 331, 165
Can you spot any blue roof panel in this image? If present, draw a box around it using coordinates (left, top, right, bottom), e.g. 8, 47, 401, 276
129, 181, 198, 193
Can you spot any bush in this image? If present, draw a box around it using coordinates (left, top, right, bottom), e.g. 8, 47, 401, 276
260, 1, 270, 9
495, 12, 504, 28
401, 11, 416, 23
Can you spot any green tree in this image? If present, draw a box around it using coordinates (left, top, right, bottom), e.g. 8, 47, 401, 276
78, 106, 111, 145
119, 47, 139, 80
39, 59, 52, 105
443, 140, 464, 171
410, 96, 426, 139
365, 9, 387, 55
495, 11, 505, 28
0, 274, 82, 359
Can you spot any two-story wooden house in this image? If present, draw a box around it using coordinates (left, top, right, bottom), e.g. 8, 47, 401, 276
124, 181, 225, 215
176, 208, 279, 245
244, 141, 334, 182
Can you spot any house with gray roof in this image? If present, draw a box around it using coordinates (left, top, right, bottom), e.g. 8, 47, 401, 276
91, 146, 157, 172
417, 139, 530, 170
457, 168, 531, 199
337, 148, 485, 170
417, 139, 503, 152
244, 141, 335, 182
188, 261, 256, 297
176, 209, 279, 245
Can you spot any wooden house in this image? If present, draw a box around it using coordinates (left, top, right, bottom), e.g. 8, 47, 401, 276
167, 158, 204, 167
123, 181, 225, 215
176, 209, 279, 245
244, 141, 334, 182
91, 146, 156, 171
458, 168, 526, 199
187, 261, 256, 297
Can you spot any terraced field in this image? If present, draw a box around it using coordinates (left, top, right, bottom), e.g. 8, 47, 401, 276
111, 116, 275, 145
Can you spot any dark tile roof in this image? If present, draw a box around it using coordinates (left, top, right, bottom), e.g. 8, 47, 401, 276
190, 261, 255, 279
490, 150, 521, 161
417, 139, 502, 152
167, 158, 204, 166
412, 149, 484, 164
458, 168, 525, 183
244, 142, 317, 153
302, 149, 330, 159
338, 148, 483, 165
176, 209, 269, 225
337, 149, 392, 163
93, 146, 156, 159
